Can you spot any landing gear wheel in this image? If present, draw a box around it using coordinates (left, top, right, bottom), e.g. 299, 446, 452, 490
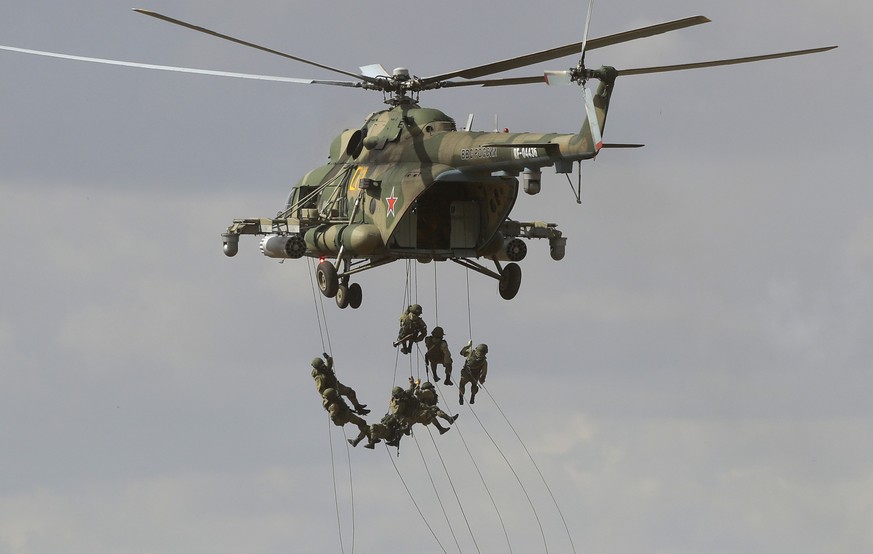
498, 262, 522, 300
316, 260, 338, 298
335, 284, 350, 309
348, 283, 363, 309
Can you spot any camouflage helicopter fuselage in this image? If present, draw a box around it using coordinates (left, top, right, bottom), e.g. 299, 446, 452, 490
222, 67, 616, 303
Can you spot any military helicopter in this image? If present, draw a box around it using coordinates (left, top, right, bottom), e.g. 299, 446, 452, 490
1, 4, 835, 309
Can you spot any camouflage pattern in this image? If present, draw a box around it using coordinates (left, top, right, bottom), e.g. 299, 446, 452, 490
322, 388, 370, 446
424, 327, 453, 384
412, 381, 458, 433
458, 342, 489, 405
221, 70, 618, 268
396, 305, 427, 354
389, 380, 420, 420
365, 413, 409, 449
312, 354, 369, 415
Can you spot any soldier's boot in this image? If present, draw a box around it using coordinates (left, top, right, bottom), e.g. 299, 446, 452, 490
354, 403, 371, 415
443, 413, 459, 424
469, 392, 476, 404
458, 393, 464, 405
430, 366, 441, 382
364, 439, 377, 449
434, 421, 450, 435
352, 426, 370, 447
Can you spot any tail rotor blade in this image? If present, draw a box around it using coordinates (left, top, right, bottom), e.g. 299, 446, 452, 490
581, 0, 595, 63
544, 70, 573, 86
584, 86, 602, 152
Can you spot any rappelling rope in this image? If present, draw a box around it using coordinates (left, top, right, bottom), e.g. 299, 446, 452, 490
452, 256, 514, 552
466, 401, 549, 554
424, 422, 482, 554
433, 261, 440, 325
342, 427, 357, 554
396, 259, 427, 383
327, 416, 346, 554
385, 444, 449, 554
440, 397, 514, 554
307, 258, 328, 353
482, 384, 577, 554
310, 258, 355, 552
464, 267, 473, 341
411, 431, 462, 553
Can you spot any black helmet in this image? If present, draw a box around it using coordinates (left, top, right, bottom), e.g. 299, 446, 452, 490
432, 326, 444, 338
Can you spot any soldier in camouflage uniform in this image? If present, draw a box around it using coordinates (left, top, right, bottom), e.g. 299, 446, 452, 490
311, 353, 369, 415
458, 341, 488, 405
361, 384, 415, 449
320, 388, 370, 447
424, 326, 453, 385
412, 380, 458, 434
362, 412, 409, 449
395, 304, 427, 354
389, 381, 420, 421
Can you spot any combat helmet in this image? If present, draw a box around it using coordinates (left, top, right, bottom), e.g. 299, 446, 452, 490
311, 357, 325, 369
410, 304, 422, 315
475, 343, 488, 355
431, 326, 444, 338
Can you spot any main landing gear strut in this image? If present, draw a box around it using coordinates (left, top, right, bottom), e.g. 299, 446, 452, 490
316, 259, 363, 309
451, 258, 523, 300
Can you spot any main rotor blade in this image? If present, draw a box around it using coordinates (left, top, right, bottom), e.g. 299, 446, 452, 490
441, 76, 545, 87
133, 8, 378, 85
359, 64, 390, 78
618, 45, 837, 76
422, 15, 710, 83
0, 44, 361, 87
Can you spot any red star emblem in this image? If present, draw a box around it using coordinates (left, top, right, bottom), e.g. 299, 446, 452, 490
386, 187, 398, 217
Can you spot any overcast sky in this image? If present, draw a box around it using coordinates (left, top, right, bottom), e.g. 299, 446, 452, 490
1, 1, 870, 553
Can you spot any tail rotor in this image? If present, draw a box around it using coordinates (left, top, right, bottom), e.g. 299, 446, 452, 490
544, 0, 602, 153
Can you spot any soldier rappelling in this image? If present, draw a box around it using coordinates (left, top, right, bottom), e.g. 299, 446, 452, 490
458, 341, 488, 405
424, 326, 453, 385
311, 353, 370, 415
320, 388, 371, 447
394, 304, 427, 354
412, 380, 459, 433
